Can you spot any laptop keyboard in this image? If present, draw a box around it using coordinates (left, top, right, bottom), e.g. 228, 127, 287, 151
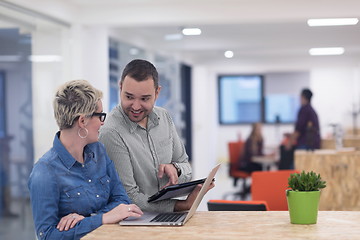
150, 212, 185, 222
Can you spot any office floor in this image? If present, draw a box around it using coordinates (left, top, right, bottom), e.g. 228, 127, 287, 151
0, 163, 246, 240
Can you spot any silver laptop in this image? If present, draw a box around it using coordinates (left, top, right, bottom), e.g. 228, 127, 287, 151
119, 164, 220, 226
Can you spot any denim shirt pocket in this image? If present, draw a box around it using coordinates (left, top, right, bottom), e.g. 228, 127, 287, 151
98, 175, 111, 199
62, 186, 88, 213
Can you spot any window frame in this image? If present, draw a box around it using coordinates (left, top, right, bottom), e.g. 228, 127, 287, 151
0, 71, 6, 137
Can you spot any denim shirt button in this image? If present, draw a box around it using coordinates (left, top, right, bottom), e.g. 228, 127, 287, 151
96, 194, 100, 198
77, 192, 81, 196
88, 179, 92, 183
39, 231, 43, 236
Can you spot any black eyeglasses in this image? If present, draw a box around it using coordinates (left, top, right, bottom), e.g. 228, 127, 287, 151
92, 112, 107, 122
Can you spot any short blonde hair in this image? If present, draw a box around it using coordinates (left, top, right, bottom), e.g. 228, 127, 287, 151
53, 80, 103, 130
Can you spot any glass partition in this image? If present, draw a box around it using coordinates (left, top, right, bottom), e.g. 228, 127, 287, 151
0, 3, 70, 238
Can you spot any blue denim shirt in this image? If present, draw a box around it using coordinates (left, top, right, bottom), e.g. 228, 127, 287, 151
28, 132, 131, 240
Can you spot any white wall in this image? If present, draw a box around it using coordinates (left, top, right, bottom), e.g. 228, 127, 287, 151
311, 67, 360, 137
191, 66, 218, 178
70, 25, 110, 112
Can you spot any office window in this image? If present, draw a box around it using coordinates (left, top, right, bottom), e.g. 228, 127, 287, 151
218, 75, 263, 124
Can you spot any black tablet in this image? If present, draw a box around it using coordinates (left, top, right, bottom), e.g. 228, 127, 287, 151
147, 178, 208, 203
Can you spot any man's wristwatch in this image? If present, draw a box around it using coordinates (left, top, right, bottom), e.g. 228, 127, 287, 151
171, 162, 182, 177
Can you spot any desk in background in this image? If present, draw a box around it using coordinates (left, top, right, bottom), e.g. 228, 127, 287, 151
295, 149, 360, 211
252, 155, 278, 171
82, 211, 360, 240
322, 136, 360, 150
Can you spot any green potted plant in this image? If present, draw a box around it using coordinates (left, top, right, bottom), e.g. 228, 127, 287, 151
286, 170, 326, 224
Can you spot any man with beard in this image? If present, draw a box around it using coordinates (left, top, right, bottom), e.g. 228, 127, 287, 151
99, 59, 198, 213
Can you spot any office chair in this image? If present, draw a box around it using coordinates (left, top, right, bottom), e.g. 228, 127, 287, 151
207, 199, 269, 211
225, 140, 251, 200
251, 170, 300, 210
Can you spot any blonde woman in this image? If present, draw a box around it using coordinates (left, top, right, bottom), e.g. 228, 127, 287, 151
28, 80, 142, 240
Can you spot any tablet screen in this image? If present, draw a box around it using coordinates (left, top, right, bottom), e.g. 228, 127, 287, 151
147, 178, 207, 203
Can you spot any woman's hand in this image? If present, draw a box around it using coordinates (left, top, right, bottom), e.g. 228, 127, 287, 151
57, 213, 85, 231
102, 203, 143, 224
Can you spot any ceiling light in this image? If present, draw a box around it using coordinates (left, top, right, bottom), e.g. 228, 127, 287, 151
182, 28, 201, 36
224, 51, 234, 58
28, 55, 62, 62
0, 55, 21, 62
307, 18, 359, 27
129, 48, 139, 55
309, 47, 344, 56
164, 33, 183, 41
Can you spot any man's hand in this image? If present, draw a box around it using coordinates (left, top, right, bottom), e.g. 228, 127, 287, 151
158, 164, 179, 188
174, 181, 215, 212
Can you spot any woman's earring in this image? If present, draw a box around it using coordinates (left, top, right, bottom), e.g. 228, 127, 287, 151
78, 128, 88, 139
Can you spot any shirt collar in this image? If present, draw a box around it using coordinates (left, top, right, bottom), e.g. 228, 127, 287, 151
118, 105, 160, 133
301, 103, 311, 109
53, 131, 96, 169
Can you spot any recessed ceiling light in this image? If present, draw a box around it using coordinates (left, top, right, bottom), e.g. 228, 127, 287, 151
0, 55, 21, 62
224, 51, 234, 58
28, 55, 62, 62
182, 28, 201, 36
164, 33, 183, 41
309, 47, 345, 56
129, 48, 139, 55
307, 18, 359, 27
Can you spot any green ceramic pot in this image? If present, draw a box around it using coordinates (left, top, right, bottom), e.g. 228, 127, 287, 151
286, 190, 320, 224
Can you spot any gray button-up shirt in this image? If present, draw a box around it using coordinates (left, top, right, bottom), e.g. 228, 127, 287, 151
99, 105, 192, 212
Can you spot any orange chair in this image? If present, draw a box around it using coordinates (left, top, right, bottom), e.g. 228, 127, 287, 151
251, 170, 300, 211
227, 141, 251, 199
207, 199, 269, 211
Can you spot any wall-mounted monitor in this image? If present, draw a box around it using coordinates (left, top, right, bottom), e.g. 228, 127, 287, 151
218, 75, 264, 124
265, 94, 299, 123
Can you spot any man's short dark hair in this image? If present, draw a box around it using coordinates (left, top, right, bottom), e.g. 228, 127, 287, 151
120, 59, 159, 89
301, 88, 313, 102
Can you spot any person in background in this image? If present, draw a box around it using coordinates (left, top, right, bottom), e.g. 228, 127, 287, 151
99, 59, 213, 213
292, 88, 320, 150
278, 133, 296, 170
239, 122, 264, 173
28, 80, 143, 240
